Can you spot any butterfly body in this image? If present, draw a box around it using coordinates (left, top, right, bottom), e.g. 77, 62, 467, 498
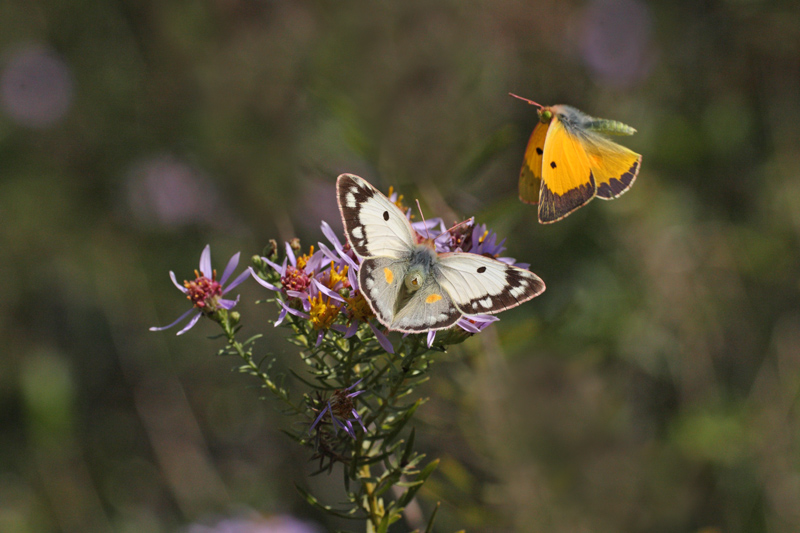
337, 173, 545, 333
513, 95, 642, 224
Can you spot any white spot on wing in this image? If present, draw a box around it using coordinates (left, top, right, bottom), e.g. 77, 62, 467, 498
510, 286, 526, 298
346, 192, 356, 208
352, 226, 363, 238
480, 297, 493, 308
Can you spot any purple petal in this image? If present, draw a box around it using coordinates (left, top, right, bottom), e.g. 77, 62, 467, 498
199, 245, 212, 278
346, 378, 364, 390
176, 312, 202, 335
285, 242, 297, 267
352, 410, 367, 431
277, 299, 310, 320
149, 307, 196, 332
261, 256, 285, 276
250, 268, 280, 291
169, 271, 188, 293
305, 250, 326, 273
274, 307, 288, 327
369, 322, 394, 354
286, 290, 308, 300
321, 220, 345, 253
220, 252, 240, 284
427, 330, 436, 347
315, 330, 324, 347
223, 268, 251, 293
309, 404, 330, 433
344, 320, 359, 338
317, 242, 341, 263
331, 324, 348, 334
312, 279, 346, 303
218, 296, 239, 310
348, 268, 359, 291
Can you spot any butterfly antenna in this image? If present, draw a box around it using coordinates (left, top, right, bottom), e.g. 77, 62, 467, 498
415, 199, 432, 240
443, 217, 474, 237
509, 92, 543, 108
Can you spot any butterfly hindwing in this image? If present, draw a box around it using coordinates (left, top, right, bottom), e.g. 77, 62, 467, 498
585, 136, 642, 199
337, 173, 416, 259
435, 253, 545, 315
519, 121, 549, 205
391, 275, 461, 333
358, 256, 407, 328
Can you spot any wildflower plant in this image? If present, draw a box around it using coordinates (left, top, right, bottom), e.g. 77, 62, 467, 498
152, 178, 544, 532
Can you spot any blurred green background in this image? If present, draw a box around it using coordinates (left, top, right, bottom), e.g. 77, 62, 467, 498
2, 0, 800, 531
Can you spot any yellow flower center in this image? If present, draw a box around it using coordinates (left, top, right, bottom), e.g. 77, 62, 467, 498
297, 245, 315, 271
309, 293, 340, 331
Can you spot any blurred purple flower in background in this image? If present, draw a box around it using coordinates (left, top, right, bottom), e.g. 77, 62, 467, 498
186, 513, 322, 533
124, 154, 238, 230
580, 0, 654, 88
0, 44, 73, 128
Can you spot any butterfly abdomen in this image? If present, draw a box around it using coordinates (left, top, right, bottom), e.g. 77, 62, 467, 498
586, 119, 637, 136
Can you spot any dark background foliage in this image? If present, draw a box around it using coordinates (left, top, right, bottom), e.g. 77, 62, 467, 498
2, 0, 799, 531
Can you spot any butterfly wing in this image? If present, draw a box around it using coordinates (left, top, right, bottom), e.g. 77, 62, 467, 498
538, 115, 597, 224
358, 256, 408, 328
518, 121, 549, 205
584, 135, 642, 200
336, 173, 416, 259
390, 275, 462, 333
434, 253, 545, 315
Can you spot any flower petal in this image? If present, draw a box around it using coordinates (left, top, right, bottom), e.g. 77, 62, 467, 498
274, 307, 288, 327
169, 271, 188, 293
250, 268, 280, 291
309, 404, 330, 433
223, 268, 251, 293
315, 330, 324, 347
199, 245, 212, 278
176, 312, 202, 335
369, 322, 394, 354
149, 307, 196, 332
220, 252, 240, 284
285, 242, 297, 267
427, 330, 436, 347
278, 299, 310, 320
261, 256, 285, 276
218, 296, 239, 310
344, 320, 359, 338
321, 220, 344, 253
312, 279, 346, 303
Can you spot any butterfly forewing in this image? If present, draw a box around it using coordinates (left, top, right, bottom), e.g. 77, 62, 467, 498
336, 174, 416, 259
539, 116, 597, 223
435, 253, 545, 315
519, 121, 549, 205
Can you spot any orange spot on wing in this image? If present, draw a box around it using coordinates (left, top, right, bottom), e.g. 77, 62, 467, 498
425, 294, 442, 304
383, 268, 394, 284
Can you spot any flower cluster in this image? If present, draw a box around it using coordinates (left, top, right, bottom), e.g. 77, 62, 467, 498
250, 204, 532, 350
309, 380, 366, 439
150, 245, 250, 335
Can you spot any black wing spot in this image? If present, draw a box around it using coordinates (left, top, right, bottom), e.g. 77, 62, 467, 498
550, 161, 557, 169
477, 266, 486, 273
536, 148, 543, 155
383, 211, 389, 221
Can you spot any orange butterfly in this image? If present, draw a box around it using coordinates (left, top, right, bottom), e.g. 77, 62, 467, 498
511, 93, 642, 224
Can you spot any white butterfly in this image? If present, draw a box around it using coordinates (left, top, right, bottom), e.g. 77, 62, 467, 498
336, 173, 545, 333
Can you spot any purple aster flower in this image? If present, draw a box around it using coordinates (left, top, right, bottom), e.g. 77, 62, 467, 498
186, 513, 322, 533
309, 380, 367, 439
150, 245, 251, 335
